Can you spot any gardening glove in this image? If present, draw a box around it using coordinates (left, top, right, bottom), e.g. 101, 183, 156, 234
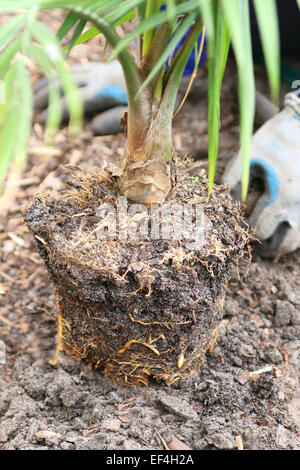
222, 90, 300, 258
33, 60, 128, 135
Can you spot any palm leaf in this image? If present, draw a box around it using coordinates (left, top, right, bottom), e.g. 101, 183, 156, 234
0, 65, 20, 190
65, 18, 87, 56
222, 0, 255, 201
0, 13, 27, 49
66, 25, 100, 48
207, 2, 230, 195
104, 0, 146, 26
10, 61, 33, 174
0, 0, 285, 206
0, 36, 22, 78
253, 0, 280, 103
109, 0, 201, 60
138, 13, 199, 96
28, 43, 62, 142
142, 0, 162, 56
32, 19, 83, 135
57, 12, 79, 40
68, 8, 136, 50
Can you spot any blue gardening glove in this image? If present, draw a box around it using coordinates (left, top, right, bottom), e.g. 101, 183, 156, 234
222, 91, 300, 258
34, 60, 128, 135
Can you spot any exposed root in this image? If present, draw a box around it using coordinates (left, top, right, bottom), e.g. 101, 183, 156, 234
205, 327, 219, 355
118, 339, 161, 357
128, 312, 192, 329
49, 291, 63, 367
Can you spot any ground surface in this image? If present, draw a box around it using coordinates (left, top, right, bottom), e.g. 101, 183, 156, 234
0, 11, 299, 451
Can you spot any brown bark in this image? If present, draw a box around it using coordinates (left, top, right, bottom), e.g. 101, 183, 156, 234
118, 107, 172, 206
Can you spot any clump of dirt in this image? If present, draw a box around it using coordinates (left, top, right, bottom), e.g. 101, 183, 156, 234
24, 157, 250, 387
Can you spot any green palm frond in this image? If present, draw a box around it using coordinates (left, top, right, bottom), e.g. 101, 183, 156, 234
222, 0, 255, 201
207, 1, 230, 196
0, 0, 285, 206
252, 0, 280, 103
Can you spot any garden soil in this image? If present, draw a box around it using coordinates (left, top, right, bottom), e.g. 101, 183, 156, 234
0, 11, 299, 450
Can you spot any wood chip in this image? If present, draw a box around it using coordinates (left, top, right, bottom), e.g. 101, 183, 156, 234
7, 232, 27, 248
249, 365, 273, 382
90, 421, 100, 429
236, 371, 249, 385
0, 431, 7, 443
116, 403, 133, 411
125, 395, 135, 403
167, 435, 192, 450
116, 395, 135, 411
119, 416, 131, 424
123, 439, 133, 450
81, 422, 100, 437
102, 418, 121, 432
235, 435, 244, 450
28, 146, 62, 157
18, 176, 40, 187
69, 149, 83, 165
35, 430, 62, 441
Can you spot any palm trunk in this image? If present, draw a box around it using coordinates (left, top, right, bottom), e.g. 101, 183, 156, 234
117, 17, 203, 206
67, 9, 202, 207
118, 105, 172, 206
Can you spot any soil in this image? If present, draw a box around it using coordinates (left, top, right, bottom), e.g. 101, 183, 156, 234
0, 11, 300, 450
23, 158, 249, 387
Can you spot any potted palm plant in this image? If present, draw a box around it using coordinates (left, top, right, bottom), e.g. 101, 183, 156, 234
0, 0, 284, 385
